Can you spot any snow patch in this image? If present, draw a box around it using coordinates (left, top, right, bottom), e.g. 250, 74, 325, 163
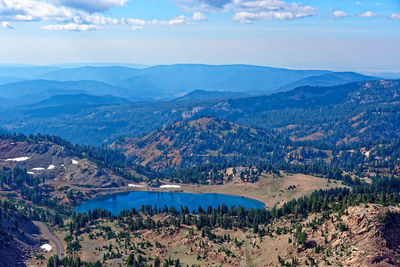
5, 156, 30, 162
128, 184, 144, 188
71, 159, 79, 165
40, 244, 52, 252
47, 164, 55, 170
32, 167, 45, 171
160, 185, 181, 189
27, 172, 35, 175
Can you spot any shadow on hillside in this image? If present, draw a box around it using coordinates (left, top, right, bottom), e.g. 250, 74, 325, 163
382, 212, 400, 251
0, 217, 43, 266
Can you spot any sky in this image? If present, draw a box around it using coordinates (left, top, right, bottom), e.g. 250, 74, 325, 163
0, 0, 399, 72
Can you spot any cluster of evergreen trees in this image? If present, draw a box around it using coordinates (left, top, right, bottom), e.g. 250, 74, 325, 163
0, 197, 63, 226
0, 167, 58, 206
67, 175, 400, 238
47, 256, 101, 267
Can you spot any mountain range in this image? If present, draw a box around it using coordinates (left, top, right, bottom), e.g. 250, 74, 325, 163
0, 77, 395, 149
0, 64, 393, 147
0, 64, 377, 104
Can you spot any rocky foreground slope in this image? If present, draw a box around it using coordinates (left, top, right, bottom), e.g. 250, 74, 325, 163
47, 203, 400, 267
0, 208, 45, 266
262, 205, 400, 266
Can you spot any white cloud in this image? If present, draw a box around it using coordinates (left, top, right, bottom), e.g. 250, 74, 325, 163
231, 0, 317, 23
1, 21, 14, 29
177, 0, 317, 22
123, 12, 207, 28
43, 23, 98, 31
122, 18, 146, 26
357, 11, 379, 18
192, 11, 208, 21
0, 0, 207, 31
58, 0, 131, 12
390, 13, 400, 20
331, 10, 349, 18
160, 15, 187, 25
0, 1, 116, 26
176, 0, 231, 11
158, 12, 208, 25
77, 13, 119, 25
0, 0, 317, 30
0, 0, 76, 22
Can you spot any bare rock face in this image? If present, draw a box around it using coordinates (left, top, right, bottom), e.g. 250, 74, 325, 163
63, 158, 125, 187
340, 206, 400, 267
282, 205, 400, 267
0, 139, 127, 188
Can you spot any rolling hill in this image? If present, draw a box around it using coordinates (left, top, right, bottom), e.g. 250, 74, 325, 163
0, 66, 61, 79
0, 79, 132, 105
175, 90, 248, 101
37, 66, 138, 85
116, 64, 331, 97
277, 72, 377, 92
112, 116, 281, 171
30, 94, 131, 107
0, 76, 25, 86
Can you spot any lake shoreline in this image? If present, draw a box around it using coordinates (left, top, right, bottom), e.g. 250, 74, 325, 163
49, 173, 344, 212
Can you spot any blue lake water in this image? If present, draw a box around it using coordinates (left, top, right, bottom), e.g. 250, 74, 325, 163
74, 191, 266, 215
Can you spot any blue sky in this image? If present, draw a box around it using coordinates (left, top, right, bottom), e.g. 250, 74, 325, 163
0, 0, 399, 72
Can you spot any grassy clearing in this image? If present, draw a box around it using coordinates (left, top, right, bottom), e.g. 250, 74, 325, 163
182, 173, 347, 208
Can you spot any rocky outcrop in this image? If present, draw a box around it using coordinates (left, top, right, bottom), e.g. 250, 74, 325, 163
0, 139, 127, 188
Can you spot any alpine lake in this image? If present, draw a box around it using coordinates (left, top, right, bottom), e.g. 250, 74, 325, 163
75, 191, 266, 215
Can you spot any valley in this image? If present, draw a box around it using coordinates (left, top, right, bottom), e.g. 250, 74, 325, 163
2, 0, 399, 265
0, 130, 351, 266
0, 64, 398, 267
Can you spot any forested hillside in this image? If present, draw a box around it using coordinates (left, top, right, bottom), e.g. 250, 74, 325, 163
113, 116, 400, 180
0, 79, 397, 145
214, 80, 400, 144
112, 117, 284, 171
